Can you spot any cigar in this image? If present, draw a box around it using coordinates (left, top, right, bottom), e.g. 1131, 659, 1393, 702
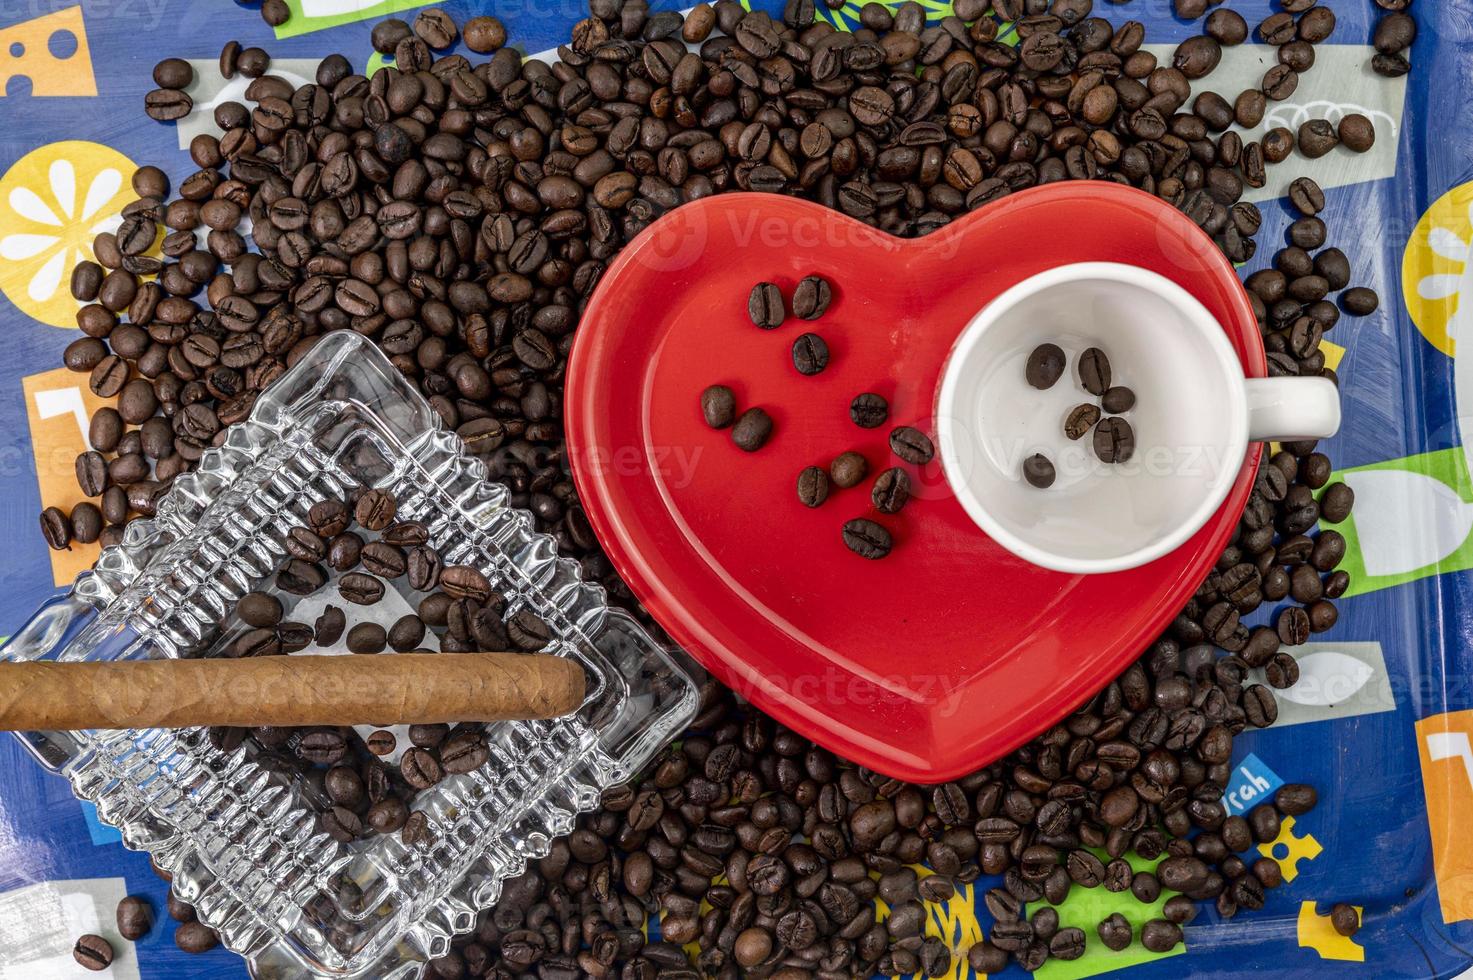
0, 653, 587, 731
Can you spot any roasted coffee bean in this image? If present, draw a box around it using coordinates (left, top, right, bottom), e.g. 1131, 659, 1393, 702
314, 605, 346, 647
1373, 51, 1411, 78
441, 732, 491, 774
1205, 9, 1247, 45
831, 451, 868, 489
1298, 119, 1339, 158
1174, 36, 1221, 79
367, 797, 409, 834
1098, 913, 1132, 951
276, 622, 313, 653
464, 16, 506, 52
73, 935, 114, 971
362, 541, 407, 578
117, 897, 153, 941
1093, 417, 1136, 464
276, 559, 326, 595
68, 502, 102, 544
346, 623, 387, 654
231, 627, 281, 659
175, 922, 219, 954
1243, 684, 1279, 727
307, 499, 350, 537
1275, 783, 1318, 816
144, 88, 193, 121
1331, 903, 1360, 937
75, 451, 109, 497
1339, 114, 1375, 152
40, 504, 74, 551
237, 591, 283, 628
1078, 347, 1112, 396
414, 7, 459, 47
1102, 386, 1136, 414
1141, 919, 1183, 953
297, 728, 347, 766
798, 466, 830, 508
748, 282, 785, 329
90, 356, 129, 398
366, 730, 396, 756
409, 724, 449, 750
339, 572, 386, 605
732, 408, 774, 451
851, 393, 889, 428
285, 526, 327, 562
89, 409, 123, 453
401, 747, 444, 789
507, 608, 553, 650
872, 468, 910, 514
1026, 344, 1066, 389
441, 565, 492, 602
701, 385, 737, 428
792, 275, 833, 319
382, 521, 429, 548
1288, 177, 1326, 216
321, 804, 363, 842
1374, 12, 1416, 54
407, 546, 443, 592
1023, 454, 1056, 489
792, 333, 830, 375
889, 426, 934, 465
384, 614, 424, 652
352, 489, 395, 531
401, 811, 432, 847
1341, 287, 1380, 317
64, 337, 107, 372
842, 518, 892, 559
327, 533, 364, 571
1065, 404, 1101, 440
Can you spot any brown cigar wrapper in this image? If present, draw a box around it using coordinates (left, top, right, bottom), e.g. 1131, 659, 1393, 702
0, 654, 587, 731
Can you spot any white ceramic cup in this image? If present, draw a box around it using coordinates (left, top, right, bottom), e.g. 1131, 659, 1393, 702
936, 262, 1341, 575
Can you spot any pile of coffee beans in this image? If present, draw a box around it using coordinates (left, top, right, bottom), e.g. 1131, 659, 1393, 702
1371, 0, 1416, 78
214, 487, 551, 849
701, 382, 774, 451
40, 0, 1392, 970
828, 423, 932, 559
1023, 342, 1137, 488
76, 889, 222, 963
713, 276, 925, 558
394, 675, 1326, 979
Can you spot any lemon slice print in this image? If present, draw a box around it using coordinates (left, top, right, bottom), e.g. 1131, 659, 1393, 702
1402, 179, 1473, 358
0, 140, 139, 328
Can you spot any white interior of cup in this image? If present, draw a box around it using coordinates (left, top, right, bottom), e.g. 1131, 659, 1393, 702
937, 263, 1249, 574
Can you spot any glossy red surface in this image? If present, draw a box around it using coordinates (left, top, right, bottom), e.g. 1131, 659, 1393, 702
566, 184, 1265, 782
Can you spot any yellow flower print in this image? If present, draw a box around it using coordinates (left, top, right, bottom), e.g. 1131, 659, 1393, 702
1403, 180, 1473, 358
0, 141, 140, 328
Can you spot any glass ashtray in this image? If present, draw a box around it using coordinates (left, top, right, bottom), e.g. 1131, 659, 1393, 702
1, 331, 698, 979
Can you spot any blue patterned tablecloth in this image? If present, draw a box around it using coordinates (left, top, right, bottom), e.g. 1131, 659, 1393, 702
1, 2, 1472, 978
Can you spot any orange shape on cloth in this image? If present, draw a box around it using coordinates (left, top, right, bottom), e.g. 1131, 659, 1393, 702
0, 7, 97, 97
1417, 710, 1473, 924
21, 366, 110, 585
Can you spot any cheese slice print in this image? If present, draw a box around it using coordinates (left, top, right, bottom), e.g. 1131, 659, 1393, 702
0, 7, 96, 97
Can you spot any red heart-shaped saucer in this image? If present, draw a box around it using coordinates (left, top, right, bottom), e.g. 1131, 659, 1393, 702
566, 184, 1263, 782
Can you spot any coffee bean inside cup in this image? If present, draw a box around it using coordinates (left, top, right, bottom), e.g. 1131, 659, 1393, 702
1024, 454, 1057, 489
1026, 344, 1066, 390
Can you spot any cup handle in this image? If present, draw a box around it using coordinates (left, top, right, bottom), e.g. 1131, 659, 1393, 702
1243, 376, 1342, 442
